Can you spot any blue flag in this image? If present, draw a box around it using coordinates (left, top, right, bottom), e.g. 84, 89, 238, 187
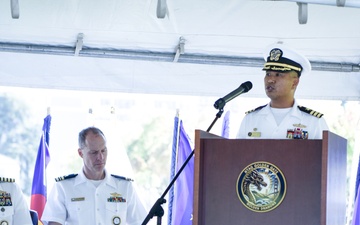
355, 155, 360, 201
168, 116, 193, 225
221, 111, 230, 138
353, 186, 360, 225
353, 155, 360, 225
168, 116, 180, 225
30, 115, 51, 220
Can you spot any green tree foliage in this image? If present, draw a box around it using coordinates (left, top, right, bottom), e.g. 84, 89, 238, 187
126, 116, 173, 204
330, 102, 359, 170
0, 94, 38, 195
329, 101, 360, 221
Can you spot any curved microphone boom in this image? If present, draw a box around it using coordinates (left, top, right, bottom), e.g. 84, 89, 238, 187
214, 81, 253, 109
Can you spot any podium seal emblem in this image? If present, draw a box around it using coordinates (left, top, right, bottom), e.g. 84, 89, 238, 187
236, 161, 286, 212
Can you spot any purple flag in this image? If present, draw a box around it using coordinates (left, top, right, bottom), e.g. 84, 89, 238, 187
30, 115, 51, 220
169, 117, 193, 225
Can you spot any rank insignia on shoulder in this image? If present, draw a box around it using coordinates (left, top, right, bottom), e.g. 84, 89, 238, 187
111, 174, 133, 182
245, 104, 267, 114
55, 174, 78, 182
0, 177, 15, 183
298, 106, 324, 118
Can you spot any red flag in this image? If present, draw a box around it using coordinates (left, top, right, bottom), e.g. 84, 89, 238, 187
30, 115, 51, 220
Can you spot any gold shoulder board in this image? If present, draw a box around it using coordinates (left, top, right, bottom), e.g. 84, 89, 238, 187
245, 104, 267, 114
298, 106, 324, 118
55, 174, 78, 182
0, 177, 15, 182
111, 174, 133, 182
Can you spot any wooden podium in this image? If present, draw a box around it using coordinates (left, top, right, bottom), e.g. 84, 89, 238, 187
193, 130, 347, 225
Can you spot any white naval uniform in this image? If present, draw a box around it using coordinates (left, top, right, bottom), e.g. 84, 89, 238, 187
236, 101, 329, 139
42, 170, 147, 225
0, 180, 33, 225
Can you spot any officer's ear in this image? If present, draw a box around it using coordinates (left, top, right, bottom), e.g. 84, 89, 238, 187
290, 71, 299, 89
78, 148, 84, 158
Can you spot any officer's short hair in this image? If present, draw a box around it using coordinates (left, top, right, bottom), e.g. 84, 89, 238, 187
78, 127, 105, 149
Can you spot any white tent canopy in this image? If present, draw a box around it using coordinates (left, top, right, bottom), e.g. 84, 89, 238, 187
0, 0, 359, 100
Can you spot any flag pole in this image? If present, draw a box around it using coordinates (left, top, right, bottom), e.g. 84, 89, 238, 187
141, 108, 225, 225
175, 109, 181, 162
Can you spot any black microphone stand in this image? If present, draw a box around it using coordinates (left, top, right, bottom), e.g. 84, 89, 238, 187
141, 108, 224, 225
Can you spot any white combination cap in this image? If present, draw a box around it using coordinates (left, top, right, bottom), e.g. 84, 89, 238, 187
263, 43, 311, 77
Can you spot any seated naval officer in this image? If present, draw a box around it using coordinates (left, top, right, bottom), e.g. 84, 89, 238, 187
0, 177, 33, 225
42, 126, 147, 225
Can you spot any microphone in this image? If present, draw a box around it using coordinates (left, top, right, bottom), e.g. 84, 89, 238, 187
214, 81, 253, 109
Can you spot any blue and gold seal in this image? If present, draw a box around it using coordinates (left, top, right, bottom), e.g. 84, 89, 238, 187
236, 161, 286, 212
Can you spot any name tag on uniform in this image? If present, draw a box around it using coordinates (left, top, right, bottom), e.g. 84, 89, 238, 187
71, 197, 85, 202
248, 128, 261, 137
